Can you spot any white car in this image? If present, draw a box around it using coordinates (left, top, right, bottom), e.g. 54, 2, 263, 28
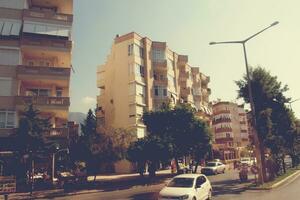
158, 174, 212, 200
240, 157, 255, 166
201, 162, 226, 175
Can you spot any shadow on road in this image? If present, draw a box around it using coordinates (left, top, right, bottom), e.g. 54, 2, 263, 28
129, 192, 158, 200
91, 174, 173, 192
212, 178, 250, 196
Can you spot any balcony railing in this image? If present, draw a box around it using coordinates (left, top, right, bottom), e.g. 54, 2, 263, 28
212, 117, 232, 125
45, 127, 69, 138
21, 37, 72, 49
152, 60, 167, 70
214, 127, 233, 133
16, 96, 70, 107
213, 110, 230, 115
17, 65, 70, 77
129, 95, 146, 105
23, 9, 73, 23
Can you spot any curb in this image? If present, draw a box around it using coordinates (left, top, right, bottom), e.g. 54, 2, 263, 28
248, 169, 300, 190
271, 169, 300, 189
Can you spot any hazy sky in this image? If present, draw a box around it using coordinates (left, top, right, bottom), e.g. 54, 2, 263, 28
70, 0, 300, 118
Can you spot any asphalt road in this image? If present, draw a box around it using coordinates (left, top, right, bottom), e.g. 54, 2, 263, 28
46, 169, 253, 200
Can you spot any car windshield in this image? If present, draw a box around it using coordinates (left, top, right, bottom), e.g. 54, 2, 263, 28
241, 158, 250, 161
206, 162, 217, 167
167, 178, 194, 188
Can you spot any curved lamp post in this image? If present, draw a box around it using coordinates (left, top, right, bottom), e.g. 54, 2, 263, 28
209, 21, 279, 184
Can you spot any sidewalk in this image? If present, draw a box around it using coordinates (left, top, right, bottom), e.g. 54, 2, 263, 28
0, 169, 173, 200
87, 169, 171, 181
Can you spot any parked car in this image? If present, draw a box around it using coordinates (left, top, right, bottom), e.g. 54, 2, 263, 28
158, 174, 212, 200
240, 157, 255, 166
201, 161, 225, 175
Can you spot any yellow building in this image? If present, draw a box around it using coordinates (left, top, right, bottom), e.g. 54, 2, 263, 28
97, 32, 212, 138
0, 0, 73, 148
212, 101, 250, 161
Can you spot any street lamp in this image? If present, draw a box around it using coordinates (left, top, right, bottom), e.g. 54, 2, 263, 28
52, 148, 69, 182
209, 21, 279, 184
288, 98, 300, 110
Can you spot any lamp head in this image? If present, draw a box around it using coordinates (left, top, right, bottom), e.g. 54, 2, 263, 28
271, 21, 279, 26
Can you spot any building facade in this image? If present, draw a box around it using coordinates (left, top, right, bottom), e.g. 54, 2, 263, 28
212, 101, 250, 161
97, 32, 212, 138
0, 0, 74, 149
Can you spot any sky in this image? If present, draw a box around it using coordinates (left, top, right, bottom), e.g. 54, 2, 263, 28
70, 0, 300, 118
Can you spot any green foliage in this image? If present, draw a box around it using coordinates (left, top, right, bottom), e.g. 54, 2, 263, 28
236, 66, 298, 167
128, 103, 212, 171
16, 104, 51, 153
74, 109, 135, 174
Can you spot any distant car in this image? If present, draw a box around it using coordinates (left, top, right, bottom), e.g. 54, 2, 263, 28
201, 162, 225, 175
158, 174, 212, 200
240, 157, 256, 166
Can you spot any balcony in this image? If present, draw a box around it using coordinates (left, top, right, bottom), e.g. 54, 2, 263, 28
97, 95, 105, 105
212, 117, 232, 125
17, 65, 70, 78
201, 74, 210, 84
214, 127, 233, 133
45, 127, 68, 138
179, 71, 189, 79
0, 39, 19, 47
23, 9, 73, 23
213, 110, 230, 115
152, 60, 167, 70
154, 79, 168, 85
16, 96, 70, 107
178, 55, 188, 63
21, 37, 72, 50
181, 88, 191, 96
129, 95, 146, 106
97, 78, 105, 89
215, 137, 234, 144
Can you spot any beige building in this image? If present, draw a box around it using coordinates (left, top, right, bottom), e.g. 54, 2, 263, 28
0, 0, 73, 148
97, 32, 212, 138
212, 101, 250, 160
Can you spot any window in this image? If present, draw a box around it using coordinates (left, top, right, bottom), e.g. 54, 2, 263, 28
196, 176, 206, 187
27, 88, 50, 96
135, 63, 144, 77
152, 49, 165, 61
136, 84, 145, 97
128, 44, 134, 56
134, 44, 144, 58
137, 127, 145, 138
0, 78, 12, 96
153, 86, 167, 97
154, 86, 159, 96
163, 88, 167, 96
168, 74, 175, 86
0, 111, 16, 129
56, 88, 63, 97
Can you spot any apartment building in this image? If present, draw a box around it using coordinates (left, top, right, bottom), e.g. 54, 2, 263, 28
0, 0, 73, 149
212, 101, 250, 160
96, 32, 212, 138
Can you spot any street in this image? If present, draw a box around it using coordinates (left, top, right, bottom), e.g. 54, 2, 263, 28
43, 170, 253, 200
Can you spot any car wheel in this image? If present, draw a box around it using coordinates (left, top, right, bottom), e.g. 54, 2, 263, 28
207, 189, 212, 200
222, 169, 225, 173
192, 197, 197, 200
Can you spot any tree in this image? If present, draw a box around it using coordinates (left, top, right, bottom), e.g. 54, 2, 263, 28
15, 104, 51, 190
142, 103, 212, 174
236, 67, 296, 180
127, 135, 171, 177
77, 109, 98, 179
